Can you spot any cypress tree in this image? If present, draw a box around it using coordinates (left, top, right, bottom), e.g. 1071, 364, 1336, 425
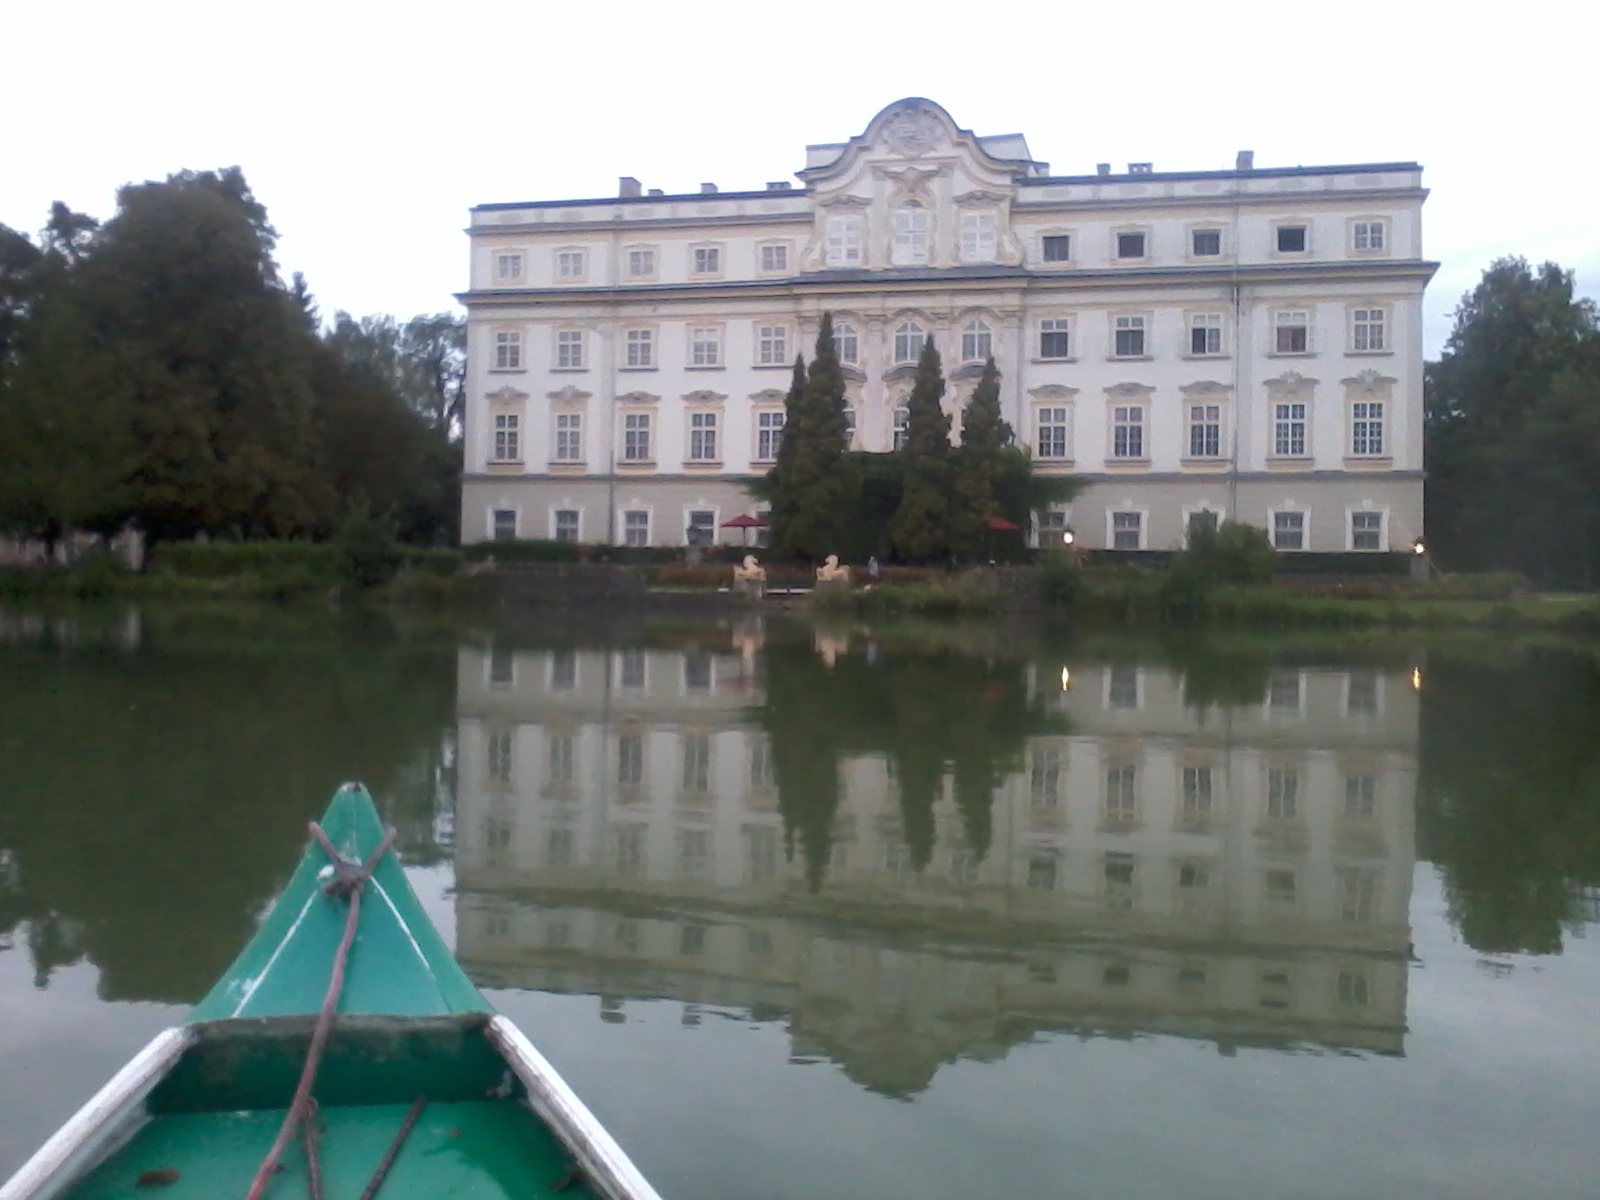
770, 313, 855, 560
888, 336, 952, 561
763, 354, 807, 546
949, 357, 1013, 561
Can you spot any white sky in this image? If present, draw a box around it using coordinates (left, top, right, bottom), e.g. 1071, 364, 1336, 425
4, 0, 1596, 357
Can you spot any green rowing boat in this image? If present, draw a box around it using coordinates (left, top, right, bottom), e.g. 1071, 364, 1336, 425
0, 785, 662, 1200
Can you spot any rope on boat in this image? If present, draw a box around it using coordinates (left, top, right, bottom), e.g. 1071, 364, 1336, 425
301, 1098, 323, 1200
356, 1095, 428, 1200
243, 822, 395, 1200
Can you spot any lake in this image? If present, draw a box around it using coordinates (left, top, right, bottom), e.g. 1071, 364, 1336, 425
2, 604, 1598, 1199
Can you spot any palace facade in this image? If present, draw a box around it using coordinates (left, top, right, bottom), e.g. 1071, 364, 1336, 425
459, 99, 1434, 552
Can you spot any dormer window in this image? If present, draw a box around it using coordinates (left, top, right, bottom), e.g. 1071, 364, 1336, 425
960, 211, 997, 263
826, 214, 864, 267
892, 204, 930, 266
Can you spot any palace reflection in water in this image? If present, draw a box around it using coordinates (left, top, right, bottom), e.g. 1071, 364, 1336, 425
453, 630, 1414, 1096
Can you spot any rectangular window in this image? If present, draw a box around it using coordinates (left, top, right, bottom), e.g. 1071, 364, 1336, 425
1187, 404, 1221, 458
493, 331, 522, 370
1030, 748, 1063, 807
491, 510, 517, 542
1352, 401, 1385, 455
1036, 408, 1070, 459
1027, 853, 1059, 891
692, 246, 720, 275
1352, 308, 1386, 352
554, 509, 579, 542
1104, 765, 1138, 824
834, 321, 859, 364
1181, 767, 1213, 824
690, 327, 721, 367
681, 734, 712, 794
684, 651, 712, 692
623, 510, 650, 547
1266, 767, 1300, 819
960, 211, 997, 261
1039, 318, 1071, 359
1272, 511, 1305, 550
1191, 228, 1222, 256
1112, 405, 1145, 458
627, 248, 655, 277
1112, 511, 1143, 550
1276, 225, 1308, 253
556, 250, 585, 278
494, 252, 523, 281
756, 411, 784, 461
826, 214, 863, 266
893, 205, 931, 265
1338, 868, 1379, 923
1344, 773, 1378, 819
619, 649, 647, 690
1114, 315, 1146, 357
624, 328, 654, 368
1352, 221, 1386, 251
547, 734, 573, 786
1347, 670, 1380, 716
555, 330, 585, 370
554, 412, 582, 461
622, 413, 651, 462
1116, 231, 1147, 259
1190, 313, 1223, 355
1351, 511, 1383, 551
1103, 852, 1136, 909
617, 733, 645, 785
689, 411, 718, 461
492, 413, 520, 461
550, 649, 577, 691
757, 325, 788, 365
760, 244, 789, 272
961, 322, 992, 362
1041, 234, 1072, 262
1273, 402, 1307, 456
1038, 508, 1068, 546
1275, 311, 1309, 354
686, 510, 716, 547
1269, 672, 1302, 713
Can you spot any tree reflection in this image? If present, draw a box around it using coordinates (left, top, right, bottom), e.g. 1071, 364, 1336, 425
756, 635, 1065, 887
1418, 648, 1600, 954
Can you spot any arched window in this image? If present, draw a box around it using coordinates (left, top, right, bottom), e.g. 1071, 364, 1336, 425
893, 322, 926, 365
893, 404, 911, 450
962, 319, 992, 363
892, 204, 930, 266
834, 321, 859, 365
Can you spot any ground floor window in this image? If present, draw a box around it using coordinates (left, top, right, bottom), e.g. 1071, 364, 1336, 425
686, 510, 716, 546
623, 510, 650, 547
553, 509, 579, 543
1273, 510, 1305, 550
491, 509, 517, 541
1111, 511, 1143, 550
1037, 508, 1069, 548
1351, 510, 1384, 550
1186, 510, 1219, 542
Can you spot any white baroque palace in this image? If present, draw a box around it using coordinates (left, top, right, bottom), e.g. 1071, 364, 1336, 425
459, 99, 1434, 552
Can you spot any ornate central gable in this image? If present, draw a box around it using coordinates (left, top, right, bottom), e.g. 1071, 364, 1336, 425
798, 99, 1039, 274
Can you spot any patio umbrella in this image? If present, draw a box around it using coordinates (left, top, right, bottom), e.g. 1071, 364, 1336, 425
721, 513, 768, 547
985, 516, 1019, 531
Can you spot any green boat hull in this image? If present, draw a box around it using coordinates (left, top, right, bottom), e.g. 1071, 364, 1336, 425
1, 786, 660, 1200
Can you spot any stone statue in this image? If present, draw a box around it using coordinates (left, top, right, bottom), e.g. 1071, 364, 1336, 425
815, 554, 852, 588
733, 554, 767, 598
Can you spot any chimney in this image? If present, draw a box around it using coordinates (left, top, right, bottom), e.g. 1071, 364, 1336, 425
618, 176, 642, 198
647, 188, 664, 197
699, 182, 718, 195
1236, 150, 1255, 171
1096, 163, 1111, 176
765, 181, 792, 191
1129, 162, 1152, 174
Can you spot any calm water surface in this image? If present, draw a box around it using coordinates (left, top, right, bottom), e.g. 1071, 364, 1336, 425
2, 605, 1599, 1199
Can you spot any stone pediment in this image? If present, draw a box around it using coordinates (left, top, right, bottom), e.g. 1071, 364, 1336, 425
1179, 380, 1232, 397
681, 390, 728, 405
799, 98, 1038, 187
1105, 382, 1157, 399
486, 386, 529, 405
1343, 368, 1397, 393
615, 390, 660, 405
819, 193, 871, 209
748, 388, 787, 403
546, 385, 590, 405
1265, 371, 1318, 396
954, 189, 1010, 205
1028, 384, 1079, 401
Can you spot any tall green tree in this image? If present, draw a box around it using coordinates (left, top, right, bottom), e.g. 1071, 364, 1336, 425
949, 357, 1012, 561
889, 337, 953, 561
1426, 257, 1600, 586
766, 314, 856, 559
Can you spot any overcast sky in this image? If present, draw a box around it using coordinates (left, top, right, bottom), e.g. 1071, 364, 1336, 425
5, 0, 1595, 356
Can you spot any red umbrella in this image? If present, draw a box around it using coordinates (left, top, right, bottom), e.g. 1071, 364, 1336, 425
985, 516, 1020, 531
720, 513, 769, 547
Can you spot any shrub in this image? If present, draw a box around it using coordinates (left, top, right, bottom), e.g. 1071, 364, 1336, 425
655, 564, 734, 588
1174, 521, 1277, 587
153, 540, 336, 579
1034, 552, 1080, 607
460, 539, 581, 564
335, 508, 403, 590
